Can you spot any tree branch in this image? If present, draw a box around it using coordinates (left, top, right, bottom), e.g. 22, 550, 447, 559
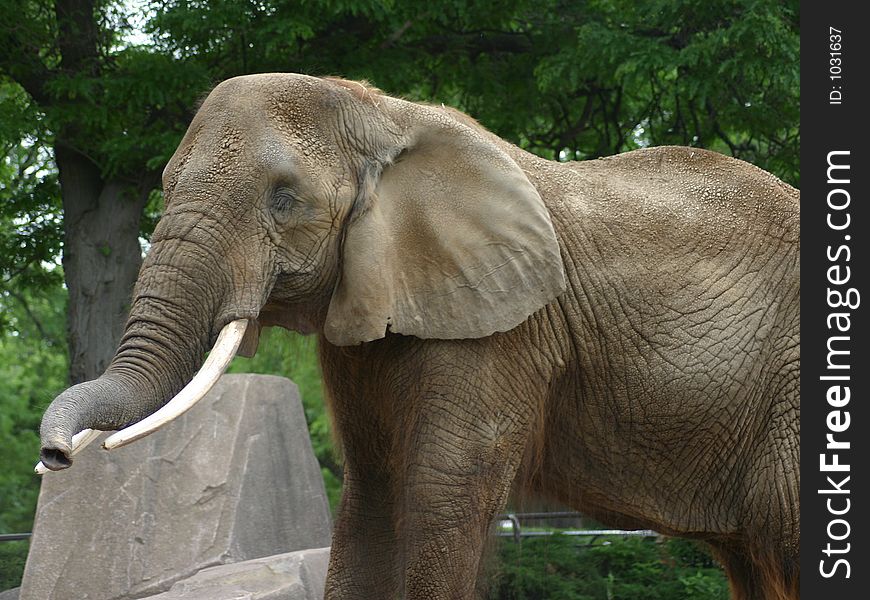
4, 287, 60, 345
317, 451, 344, 483
705, 99, 741, 156
413, 30, 532, 57
380, 19, 415, 49
55, 0, 100, 73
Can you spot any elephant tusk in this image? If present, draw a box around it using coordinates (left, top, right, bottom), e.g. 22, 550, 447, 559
102, 319, 249, 451
34, 428, 102, 474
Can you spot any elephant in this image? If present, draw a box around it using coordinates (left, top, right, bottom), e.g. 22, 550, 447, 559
38, 73, 800, 600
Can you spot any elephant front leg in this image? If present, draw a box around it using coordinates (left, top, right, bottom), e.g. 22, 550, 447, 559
399, 399, 533, 599
325, 469, 400, 598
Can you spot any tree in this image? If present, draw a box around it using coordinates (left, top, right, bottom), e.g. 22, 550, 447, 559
147, 0, 798, 182
2, 0, 799, 383
0, 1, 202, 383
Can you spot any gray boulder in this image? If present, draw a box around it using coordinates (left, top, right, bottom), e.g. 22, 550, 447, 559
20, 374, 332, 600
142, 547, 330, 600
0, 588, 20, 600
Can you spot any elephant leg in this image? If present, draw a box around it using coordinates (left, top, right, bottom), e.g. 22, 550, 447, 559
325, 468, 399, 598
712, 387, 800, 600
710, 543, 799, 600
399, 388, 535, 599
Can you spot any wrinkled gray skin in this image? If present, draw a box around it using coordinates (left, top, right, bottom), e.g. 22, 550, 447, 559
40, 74, 799, 600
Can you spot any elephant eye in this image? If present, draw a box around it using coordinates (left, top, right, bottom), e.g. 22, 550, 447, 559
271, 188, 299, 222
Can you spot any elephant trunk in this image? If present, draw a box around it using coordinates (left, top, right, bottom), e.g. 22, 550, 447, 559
39, 219, 266, 471
39, 377, 145, 469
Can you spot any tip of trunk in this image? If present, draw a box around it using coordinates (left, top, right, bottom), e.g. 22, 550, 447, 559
40, 443, 73, 471
38, 378, 132, 472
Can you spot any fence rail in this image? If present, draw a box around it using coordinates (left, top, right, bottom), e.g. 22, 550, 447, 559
495, 512, 659, 543
3, 513, 658, 544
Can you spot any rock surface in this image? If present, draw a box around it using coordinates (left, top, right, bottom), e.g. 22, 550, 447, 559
20, 374, 332, 600
142, 547, 330, 600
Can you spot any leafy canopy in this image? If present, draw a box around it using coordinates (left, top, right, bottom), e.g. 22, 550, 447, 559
145, 0, 798, 183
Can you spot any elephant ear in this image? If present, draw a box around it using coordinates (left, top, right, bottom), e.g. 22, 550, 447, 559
324, 102, 566, 346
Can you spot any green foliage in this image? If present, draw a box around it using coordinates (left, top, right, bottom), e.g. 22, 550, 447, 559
494, 534, 605, 599
45, 48, 212, 177
490, 536, 729, 600
0, 283, 68, 535
0, 86, 63, 314
147, 0, 799, 184
0, 540, 29, 590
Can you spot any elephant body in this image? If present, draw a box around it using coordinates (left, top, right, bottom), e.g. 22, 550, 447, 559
322, 144, 799, 599
39, 74, 799, 600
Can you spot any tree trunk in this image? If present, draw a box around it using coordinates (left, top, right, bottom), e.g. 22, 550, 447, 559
33, 0, 157, 385
56, 144, 150, 384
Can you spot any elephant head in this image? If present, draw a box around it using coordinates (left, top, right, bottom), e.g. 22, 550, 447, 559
39, 73, 565, 469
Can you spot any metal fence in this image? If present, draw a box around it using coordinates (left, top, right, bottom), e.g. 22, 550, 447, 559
2, 513, 658, 545
495, 512, 659, 543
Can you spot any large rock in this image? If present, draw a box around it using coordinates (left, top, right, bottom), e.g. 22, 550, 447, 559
142, 547, 330, 600
20, 374, 332, 600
